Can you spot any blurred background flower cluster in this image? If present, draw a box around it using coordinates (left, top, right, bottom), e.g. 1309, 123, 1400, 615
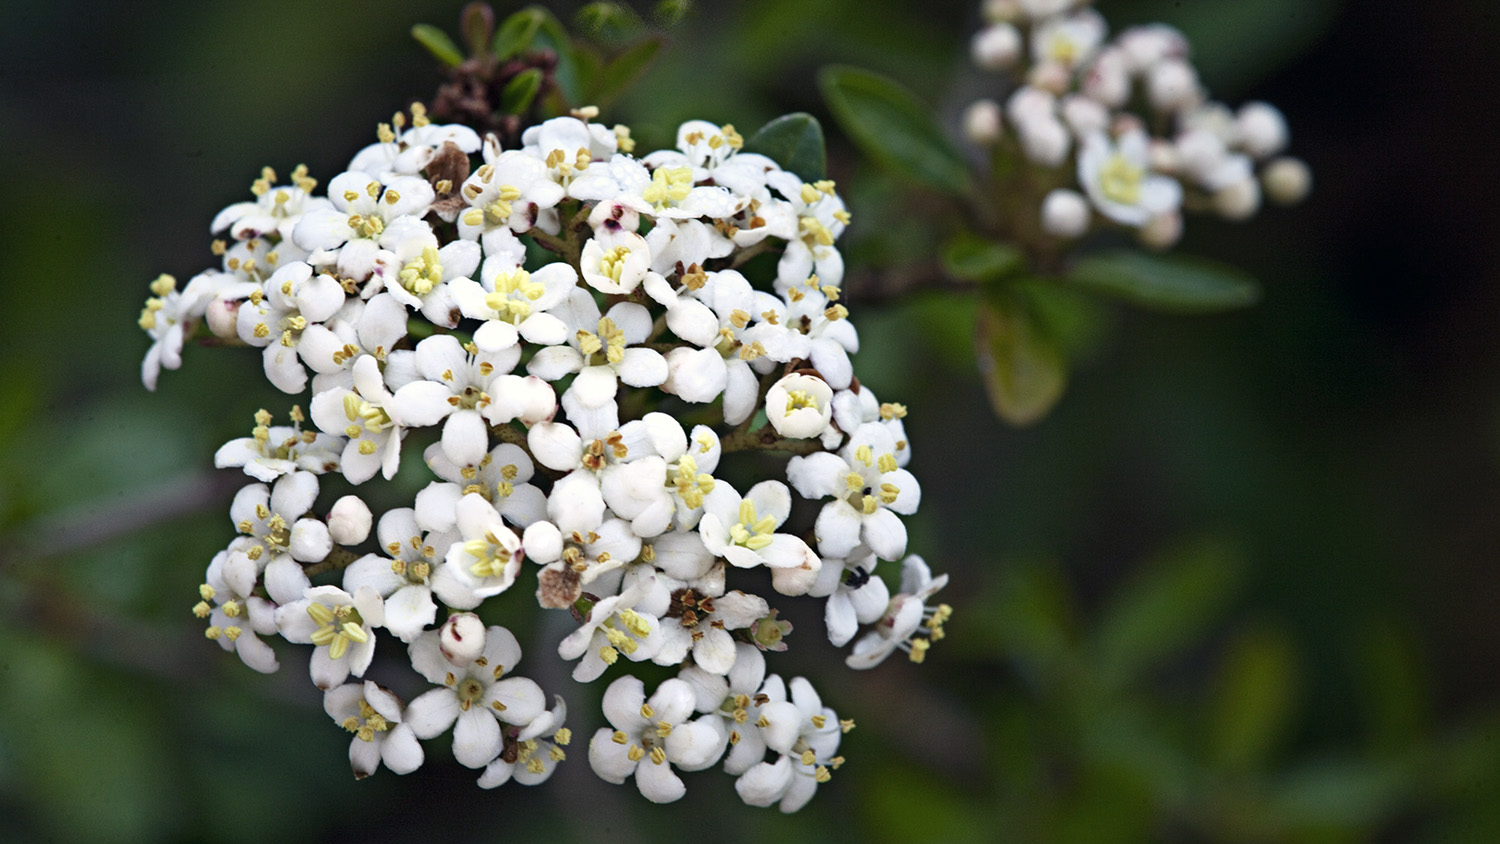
4, 0, 1500, 841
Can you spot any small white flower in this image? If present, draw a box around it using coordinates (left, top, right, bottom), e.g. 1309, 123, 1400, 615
228, 470, 331, 605
587, 675, 727, 803
309, 355, 408, 484
765, 374, 834, 439
194, 550, 280, 674
276, 584, 385, 689
699, 480, 821, 575
235, 261, 346, 393
1078, 130, 1183, 227
845, 555, 951, 669
446, 493, 525, 601
324, 681, 424, 778
215, 409, 343, 482
786, 422, 920, 561
341, 507, 465, 643
405, 626, 548, 769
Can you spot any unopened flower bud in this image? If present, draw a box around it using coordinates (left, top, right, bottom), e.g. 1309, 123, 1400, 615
982, 0, 1020, 23
439, 612, 486, 666
766, 374, 834, 439
206, 298, 241, 339
963, 99, 1004, 145
1118, 24, 1189, 73
1017, 116, 1071, 167
1041, 189, 1090, 238
1061, 95, 1109, 138
1213, 176, 1262, 221
1138, 211, 1183, 250
1148, 139, 1181, 176
1026, 60, 1071, 94
1261, 156, 1311, 205
971, 23, 1022, 70
327, 495, 372, 545
1082, 48, 1130, 107
1236, 101, 1288, 159
1147, 58, 1201, 114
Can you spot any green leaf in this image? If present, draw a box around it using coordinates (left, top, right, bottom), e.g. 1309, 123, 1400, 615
459, 2, 495, 57
1091, 536, 1241, 688
653, 0, 692, 26
942, 233, 1024, 283
1065, 250, 1261, 313
575, 2, 645, 43
500, 68, 544, 114
818, 65, 969, 195
410, 24, 464, 68
1208, 624, 1298, 773
492, 8, 546, 60
976, 285, 1069, 427
742, 113, 826, 183
588, 36, 667, 108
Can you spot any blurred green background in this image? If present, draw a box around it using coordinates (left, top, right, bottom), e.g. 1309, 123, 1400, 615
5, 0, 1500, 841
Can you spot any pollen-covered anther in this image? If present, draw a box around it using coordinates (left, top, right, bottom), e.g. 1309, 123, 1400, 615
908, 637, 931, 663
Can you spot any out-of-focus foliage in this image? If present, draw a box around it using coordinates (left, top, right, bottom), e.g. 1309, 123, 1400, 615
4, 0, 1500, 842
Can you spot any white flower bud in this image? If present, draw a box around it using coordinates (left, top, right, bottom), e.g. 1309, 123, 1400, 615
587, 198, 641, 236
1261, 156, 1312, 205
1041, 189, 1090, 238
1118, 24, 1189, 73
971, 23, 1022, 70
327, 495, 372, 545
1147, 58, 1201, 114
1081, 48, 1131, 108
963, 99, 1004, 145
1213, 176, 1262, 221
1061, 94, 1109, 138
1236, 102, 1289, 159
1026, 61, 1072, 95
1175, 128, 1227, 183
1137, 211, 1183, 250
439, 612, 487, 667
1149, 139, 1181, 175
206, 297, 241, 339
766, 374, 834, 439
1017, 116, 1071, 167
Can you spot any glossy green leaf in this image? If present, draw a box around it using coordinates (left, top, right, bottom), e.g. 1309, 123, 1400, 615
1208, 624, 1298, 772
742, 112, 826, 183
942, 233, 1024, 283
492, 8, 546, 60
1065, 250, 1261, 313
976, 285, 1069, 427
410, 24, 464, 68
1091, 536, 1241, 688
819, 65, 969, 195
589, 36, 667, 108
501, 68, 544, 114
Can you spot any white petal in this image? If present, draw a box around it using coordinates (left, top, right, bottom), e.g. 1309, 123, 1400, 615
453, 707, 503, 768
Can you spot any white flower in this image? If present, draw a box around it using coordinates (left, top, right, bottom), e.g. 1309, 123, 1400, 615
457, 151, 567, 252
215, 409, 342, 482
587, 675, 727, 803
292, 171, 436, 280
235, 261, 346, 393
786, 422, 920, 561
341, 507, 466, 642
733, 675, 844, 812
766, 171, 848, 291
194, 550, 280, 673
228, 470, 331, 605
309, 355, 408, 484
324, 681, 424, 778
297, 293, 408, 394
276, 584, 385, 689
446, 493, 525, 601
845, 555, 951, 669
387, 334, 520, 467
404, 626, 548, 769
1030, 9, 1107, 70
526, 289, 668, 435
807, 549, 890, 647
139, 272, 256, 390
765, 374, 835, 439
675, 642, 766, 773
372, 227, 480, 328
415, 441, 548, 533
212, 165, 332, 242
699, 480, 821, 578
642, 571, 768, 676
558, 571, 663, 682
530, 516, 641, 608
450, 258, 576, 353
1078, 130, 1183, 227
478, 694, 573, 788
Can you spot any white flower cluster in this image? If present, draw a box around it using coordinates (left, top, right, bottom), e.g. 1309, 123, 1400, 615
963, 0, 1312, 248
146, 104, 952, 807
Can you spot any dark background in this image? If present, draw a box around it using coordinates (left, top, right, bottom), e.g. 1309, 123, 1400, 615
3, 0, 1499, 841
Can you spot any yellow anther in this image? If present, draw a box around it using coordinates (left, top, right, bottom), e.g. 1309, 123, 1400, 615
597, 246, 632, 285
845, 472, 866, 492
877, 453, 899, 474
800, 749, 816, 766
640, 703, 655, 719
909, 637, 930, 663
642, 166, 693, 207
786, 389, 819, 414
815, 765, 831, 783
656, 721, 673, 738
611, 730, 628, 745
410, 101, 429, 127
357, 440, 377, 455
799, 215, 835, 246
627, 745, 645, 762
729, 309, 751, 329
824, 304, 849, 321
192, 601, 212, 618
576, 330, 603, 357
854, 445, 873, 466
649, 746, 667, 766
149, 274, 177, 297
840, 718, 856, 733
199, 583, 216, 601
204, 626, 222, 639
814, 179, 837, 195
222, 600, 241, 618
1099, 152, 1143, 206
800, 184, 822, 205
253, 323, 270, 339
879, 483, 900, 505
614, 124, 635, 153
721, 124, 743, 149
810, 714, 827, 729
861, 495, 878, 515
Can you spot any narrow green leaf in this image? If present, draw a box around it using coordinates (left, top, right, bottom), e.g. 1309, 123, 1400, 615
976, 285, 1068, 427
942, 233, 1024, 283
819, 65, 969, 195
411, 24, 465, 68
1208, 624, 1298, 772
459, 2, 495, 57
589, 36, 667, 108
1091, 536, 1241, 688
500, 68, 544, 115
492, 8, 546, 60
1065, 250, 1261, 313
742, 113, 826, 183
